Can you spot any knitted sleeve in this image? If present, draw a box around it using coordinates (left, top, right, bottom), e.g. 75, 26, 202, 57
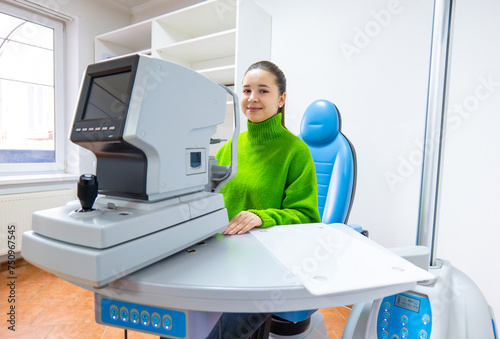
248, 146, 321, 227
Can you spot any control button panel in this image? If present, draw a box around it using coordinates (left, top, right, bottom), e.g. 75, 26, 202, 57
72, 122, 120, 142
377, 292, 432, 339
96, 295, 187, 338
75, 126, 116, 132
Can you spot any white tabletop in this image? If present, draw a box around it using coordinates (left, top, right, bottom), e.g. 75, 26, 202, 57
90, 223, 433, 313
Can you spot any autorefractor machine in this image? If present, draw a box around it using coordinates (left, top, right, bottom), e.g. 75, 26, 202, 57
23, 54, 437, 339
22, 54, 241, 287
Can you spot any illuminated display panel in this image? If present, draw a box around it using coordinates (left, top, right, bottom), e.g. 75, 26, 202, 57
394, 294, 420, 313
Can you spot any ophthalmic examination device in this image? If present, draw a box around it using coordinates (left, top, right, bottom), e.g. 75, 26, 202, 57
22, 54, 433, 338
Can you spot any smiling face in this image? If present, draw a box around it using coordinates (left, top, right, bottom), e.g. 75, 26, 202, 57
241, 69, 286, 123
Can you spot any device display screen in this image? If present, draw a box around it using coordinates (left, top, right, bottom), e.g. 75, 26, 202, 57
394, 294, 420, 313
83, 70, 132, 120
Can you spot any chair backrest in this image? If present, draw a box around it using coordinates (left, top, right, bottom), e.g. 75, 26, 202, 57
298, 99, 357, 224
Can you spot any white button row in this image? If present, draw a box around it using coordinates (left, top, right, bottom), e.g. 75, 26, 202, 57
76, 126, 116, 132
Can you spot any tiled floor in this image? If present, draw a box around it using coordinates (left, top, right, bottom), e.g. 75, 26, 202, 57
0, 260, 349, 338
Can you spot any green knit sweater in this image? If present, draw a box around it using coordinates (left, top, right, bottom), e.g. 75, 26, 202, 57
215, 113, 321, 227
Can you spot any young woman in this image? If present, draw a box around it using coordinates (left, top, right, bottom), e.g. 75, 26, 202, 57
216, 60, 321, 236
206, 61, 321, 338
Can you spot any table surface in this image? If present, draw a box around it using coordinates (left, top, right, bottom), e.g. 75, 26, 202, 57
90, 223, 433, 313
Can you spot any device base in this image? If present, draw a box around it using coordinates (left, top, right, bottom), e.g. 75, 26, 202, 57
22, 208, 228, 288
342, 259, 497, 339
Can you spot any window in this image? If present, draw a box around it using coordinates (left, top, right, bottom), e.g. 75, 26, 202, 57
0, 2, 65, 173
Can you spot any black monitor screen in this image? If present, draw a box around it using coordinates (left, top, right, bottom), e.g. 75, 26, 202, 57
83, 70, 132, 120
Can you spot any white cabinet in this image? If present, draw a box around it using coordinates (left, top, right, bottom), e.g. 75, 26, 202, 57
95, 0, 271, 147
95, 20, 153, 60
95, 0, 271, 88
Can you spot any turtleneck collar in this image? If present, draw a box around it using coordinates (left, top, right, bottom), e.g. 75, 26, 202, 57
247, 113, 288, 144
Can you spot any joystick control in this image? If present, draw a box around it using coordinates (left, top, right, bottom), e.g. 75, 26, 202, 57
77, 174, 98, 212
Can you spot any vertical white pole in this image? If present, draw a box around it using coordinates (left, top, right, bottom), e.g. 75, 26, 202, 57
416, 0, 455, 267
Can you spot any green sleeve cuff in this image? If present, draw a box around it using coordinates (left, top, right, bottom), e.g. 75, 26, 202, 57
248, 210, 276, 228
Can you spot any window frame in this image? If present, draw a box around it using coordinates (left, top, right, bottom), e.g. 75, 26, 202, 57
0, 1, 66, 175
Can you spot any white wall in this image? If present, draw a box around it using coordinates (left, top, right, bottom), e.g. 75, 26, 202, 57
437, 0, 500, 320
254, 0, 500, 315
254, 0, 433, 245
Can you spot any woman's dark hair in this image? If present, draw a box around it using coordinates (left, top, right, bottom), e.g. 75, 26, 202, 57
245, 60, 287, 127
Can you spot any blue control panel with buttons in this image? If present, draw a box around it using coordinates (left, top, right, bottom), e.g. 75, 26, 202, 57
377, 292, 432, 339
97, 296, 187, 338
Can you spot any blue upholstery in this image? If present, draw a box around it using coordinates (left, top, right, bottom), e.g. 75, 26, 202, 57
271, 100, 357, 327
299, 99, 356, 224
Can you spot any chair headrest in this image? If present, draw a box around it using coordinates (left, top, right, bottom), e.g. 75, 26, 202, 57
300, 99, 340, 146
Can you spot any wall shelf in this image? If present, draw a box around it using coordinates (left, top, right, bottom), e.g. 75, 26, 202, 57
95, 20, 152, 60
198, 65, 235, 86
153, 0, 237, 42
156, 29, 236, 63
95, 0, 271, 139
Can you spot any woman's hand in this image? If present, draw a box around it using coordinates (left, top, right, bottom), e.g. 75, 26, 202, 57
223, 211, 263, 235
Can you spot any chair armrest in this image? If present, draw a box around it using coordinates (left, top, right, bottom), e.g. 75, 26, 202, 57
347, 224, 363, 233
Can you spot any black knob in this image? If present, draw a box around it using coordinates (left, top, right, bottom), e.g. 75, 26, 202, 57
77, 174, 98, 212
